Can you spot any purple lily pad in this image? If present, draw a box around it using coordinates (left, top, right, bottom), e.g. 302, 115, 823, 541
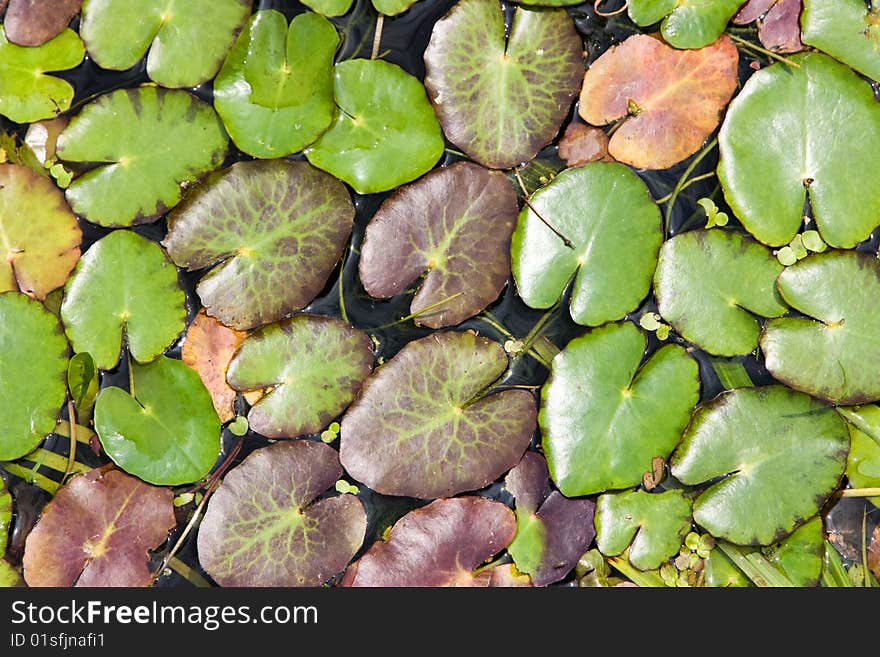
4, 0, 81, 47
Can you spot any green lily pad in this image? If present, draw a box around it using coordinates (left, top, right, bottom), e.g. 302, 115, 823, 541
838, 405, 880, 447
300, 0, 353, 15
305, 58, 444, 194
57, 86, 228, 227
60, 230, 186, 370
670, 386, 849, 546
505, 451, 596, 587
703, 549, 750, 587
628, 0, 744, 49
654, 229, 787, 357
802, 0, 880, 82
0, 26, 84, 123
94, 357, 221, 486
214, 10, 339, 159
760, 251, 880, 405
340, 330, 537, 499
595, 489, 693, 572
198, 440, 367, 587
511, 163, 662, 327
226, 315, 374, 439
759, 516, 825, 587
341, 497, 516, 587
540, 322, 699, 496
846, 425, 880, 507
718, 53, 880, 248
359, 161, 519, 329
163, 160, 354, 331
0, 164, 81, 300
0, 292, 69, 460
0, 479, 9, 557
79, 0, 252, 88
423, 0, 583, 169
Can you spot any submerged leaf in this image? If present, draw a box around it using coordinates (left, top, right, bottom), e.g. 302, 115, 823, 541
198, 440, 366, 587
670, 386, 849, 545
718, 53, 880, 248
579, 34, 738, 170
802, 0, 880, 82
423, 0, 584, 169
163, 160, 354, 331
214, 10, 339, 158
654, 229, 787, 357
60, 230, 186, 370
226, 315, 374, 439
359, 161, 518, 328
557, 123, 611, 168
595, 489, 693, 572
340, 330, 536, 499
0, 292, 69, 460
540, 322, 699, 496
80, 0, 252, 88
305, 58, 444, 194
506, 452, 596, 586
511, 162, 662, 327
94, 357, 221, 486
23, 468, 175, 586
342, 497, 516, 587
58, 86, 228, 227
0, 26, 84, 123
761, 251, 880, 405
0, 164, 81, 299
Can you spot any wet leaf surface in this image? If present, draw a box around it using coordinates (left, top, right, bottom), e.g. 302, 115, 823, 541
845, 426, 880, 507
58, 86, 228, 227
595, 489, 693, 571
94, 356, 221, 486
0, 26, 84, 123
198, 440, 366, 587
802, 0, 880, 82
0, 292, 69, 460
340, 330, 536, 499
300, 0, 353, 15
305, 58, 444, 194
341, 496, 515, 587
557, 122, 611, 167
214, 10, 339, 158
629, 0, 744, 49
671, 386, 849, 545
226, 314, 374, 439
23, 468, 174, 586
734, 0, 775, 24
718, 53, 880, 248
181, 310, 246, 423
3, 0, 81, 47
163, 159, 353, 331
760, 516, 825, 586
579, 34, 738, 170
505, 451, 596, 586
0, 164, 81, 299
80, 0, 252, 88
761, 251, 880, 405
60, 230, 186, 370
757, 0, 805, 54
511, 163, 662, 327
423, 0, 583, 169
540, 321, 699, 496
359, 161, 518, 328
654, 229, 787, 356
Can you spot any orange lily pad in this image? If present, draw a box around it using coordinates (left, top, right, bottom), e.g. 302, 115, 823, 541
578, 34, 739, 170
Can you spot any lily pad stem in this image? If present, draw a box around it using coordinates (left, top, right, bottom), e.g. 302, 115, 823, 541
593, 0, 629, 18
513, 170, 574, 249
167, 556, 212, 587
338, 248, 349, 324
655, 172, 716, 205
606, 556, 665, 587
663, 137, 718, 238
477, 311, 555, 368
821, 540, 853, 587
838, 487, 880, 498
372, 292, 464, 329
64, 400, 77, 482
716, 541, 795, 587
726, 33, 801, 69
371, 15, 384, 60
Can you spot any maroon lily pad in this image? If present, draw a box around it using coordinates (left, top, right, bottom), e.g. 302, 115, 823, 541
340, 330, 537, 499
359, 161, 518, 329
557, 122, 612, 167
505, 451, 596, 586
758, 0, 805, 53
197, 440, 366, 587
22, 468, 175, 586
734, 0, 775, 24
341, 497, 516, 587
4, 0, 82, 47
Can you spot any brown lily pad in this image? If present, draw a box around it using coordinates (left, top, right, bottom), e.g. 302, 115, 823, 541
578, 34, 739, 170
4, 0, 82, 47
181, 310, 246, 423
341, 497, 516, 587
22, 468, 174, 586
557, 122, 612, 167
359, 161, 518, 329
